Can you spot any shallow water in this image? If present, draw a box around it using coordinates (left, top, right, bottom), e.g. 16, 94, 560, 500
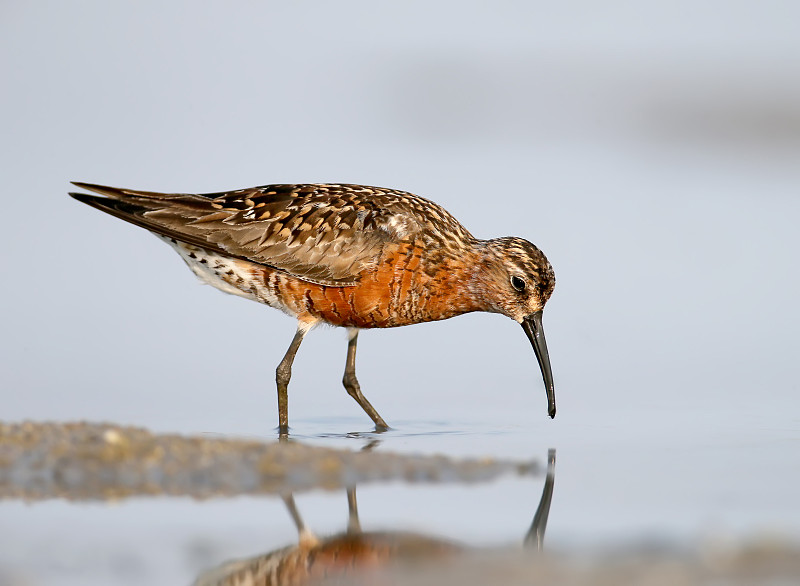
2, 414, 798, 584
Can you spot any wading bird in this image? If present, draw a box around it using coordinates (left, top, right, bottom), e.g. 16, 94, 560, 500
70, 183, 556, 433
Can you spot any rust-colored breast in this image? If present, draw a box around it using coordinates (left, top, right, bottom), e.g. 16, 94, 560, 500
256, 240, 486, 329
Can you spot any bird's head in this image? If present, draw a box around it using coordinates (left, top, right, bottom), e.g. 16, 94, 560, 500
481, 237, 557, 418
483, 237, 555, 321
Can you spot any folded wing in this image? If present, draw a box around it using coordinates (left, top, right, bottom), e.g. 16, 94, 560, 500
69, 182, 461, 286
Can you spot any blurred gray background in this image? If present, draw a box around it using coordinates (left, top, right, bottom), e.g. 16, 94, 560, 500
2, 2, 800, 577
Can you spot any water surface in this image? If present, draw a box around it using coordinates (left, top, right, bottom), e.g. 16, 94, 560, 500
1, 415, 797, 584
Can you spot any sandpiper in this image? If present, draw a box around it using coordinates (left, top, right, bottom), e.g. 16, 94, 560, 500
70, 182, 556, 432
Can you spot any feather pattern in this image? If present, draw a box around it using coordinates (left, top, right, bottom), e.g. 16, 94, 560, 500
70, 182, 475, 287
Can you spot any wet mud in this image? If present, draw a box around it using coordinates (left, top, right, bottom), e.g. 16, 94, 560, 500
0, 421, 536, 501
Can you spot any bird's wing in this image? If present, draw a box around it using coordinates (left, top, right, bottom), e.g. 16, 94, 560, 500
69, 182, 472, 286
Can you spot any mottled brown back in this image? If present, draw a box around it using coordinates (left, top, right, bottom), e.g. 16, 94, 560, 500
71, 183, 474, 287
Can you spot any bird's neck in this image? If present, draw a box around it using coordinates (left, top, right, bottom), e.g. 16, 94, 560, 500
433, 239, 506, 317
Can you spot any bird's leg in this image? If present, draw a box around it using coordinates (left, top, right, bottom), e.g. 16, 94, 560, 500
282, 493, 319, 548
346, 486, 361, 534
276, 326, 308, 435
342, 329, 389, 431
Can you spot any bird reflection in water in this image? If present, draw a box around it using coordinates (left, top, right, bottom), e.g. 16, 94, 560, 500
193, 449, 556, 586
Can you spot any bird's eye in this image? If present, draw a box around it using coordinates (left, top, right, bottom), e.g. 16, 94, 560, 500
511, 276, 526, 292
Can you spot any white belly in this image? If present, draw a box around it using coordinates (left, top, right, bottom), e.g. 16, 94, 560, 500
155, 235, 294, 316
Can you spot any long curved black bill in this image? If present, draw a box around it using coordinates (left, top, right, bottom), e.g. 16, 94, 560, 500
521, 311, 556, 418
524, 448, 556, 550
